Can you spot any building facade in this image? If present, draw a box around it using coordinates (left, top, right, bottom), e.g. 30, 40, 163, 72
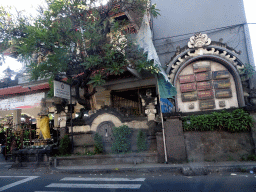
151, 0, 254, 113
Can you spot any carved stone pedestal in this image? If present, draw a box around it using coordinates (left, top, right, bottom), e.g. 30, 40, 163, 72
145, 103, 157, 121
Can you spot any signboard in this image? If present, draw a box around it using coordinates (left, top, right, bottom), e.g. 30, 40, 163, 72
212, 70, 230, 79
215, 89, 232, 98
213, 79, 231, 89
198, 90, 214, 100
199, 99, 215, 110
179, 74, 195, 84
180, 82, 197, 93
195, 71, 212, 82
54, 80, 71, 100
193, 61, 211, 73
181, 92, 197, 102
197, 81, 212, 90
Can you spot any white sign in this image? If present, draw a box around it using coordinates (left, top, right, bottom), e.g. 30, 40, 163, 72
54, 80, 70, 100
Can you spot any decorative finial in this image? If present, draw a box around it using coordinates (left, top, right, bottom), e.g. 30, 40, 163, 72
188, 33, 211, 48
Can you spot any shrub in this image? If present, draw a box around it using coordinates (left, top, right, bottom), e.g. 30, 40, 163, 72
182, 109, 253, 132
241, 154, 256, 161
94, 133, 103, 154
137, 130, 147, 152
111, 125, 131, 154
59, 135, 71, 155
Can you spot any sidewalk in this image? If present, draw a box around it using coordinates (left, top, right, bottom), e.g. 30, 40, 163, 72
2, 153, 256, 176
52, 161, 256, 176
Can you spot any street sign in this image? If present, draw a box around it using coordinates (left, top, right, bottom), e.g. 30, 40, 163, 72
54, 80, 71, 100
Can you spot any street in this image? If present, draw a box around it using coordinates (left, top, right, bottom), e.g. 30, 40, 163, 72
0, 166, 255, 192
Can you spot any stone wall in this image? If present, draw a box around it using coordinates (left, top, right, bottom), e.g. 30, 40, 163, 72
73, 133, 94, 154
184, 131, 254, 162
71, 115, 255, 162
55, 152, 158, 166
69, 114, 156, 154
156, 117, 255, 163
72, 128, 157, 154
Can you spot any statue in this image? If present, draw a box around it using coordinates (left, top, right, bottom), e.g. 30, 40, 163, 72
140, 89, 157, 121
38, 98, 51, 140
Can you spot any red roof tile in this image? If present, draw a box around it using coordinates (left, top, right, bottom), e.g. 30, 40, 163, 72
0, 83, 50, 97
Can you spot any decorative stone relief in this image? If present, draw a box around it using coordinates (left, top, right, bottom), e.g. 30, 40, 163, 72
145, 108, 157, 121
188, 103, 194, 109
168, 47, 244, 83
188, 33, 211, 48
96, 121, 114, 153
168, 35, 244, 84
219, 101, 226, 107
97, 121, 114, 143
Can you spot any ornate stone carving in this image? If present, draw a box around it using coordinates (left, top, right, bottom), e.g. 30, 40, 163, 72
188, 33, 211, 48
219, 101, 226, 107
167, 47, 243, 83
188, 103, 194, 109
145, 108, 157, 121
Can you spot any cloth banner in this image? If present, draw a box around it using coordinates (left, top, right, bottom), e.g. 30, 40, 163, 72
160, 98, 173, 113
157, 74, 177, 99
39, 116, 51, 139
136, 14, 177, 98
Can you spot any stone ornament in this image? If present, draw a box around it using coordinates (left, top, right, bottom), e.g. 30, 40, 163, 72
188, 33, 211, 48
219, 101, 226, 107
188, 103, 194, 109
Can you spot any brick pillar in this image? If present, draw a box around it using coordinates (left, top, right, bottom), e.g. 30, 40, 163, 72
164, 117, 187, 162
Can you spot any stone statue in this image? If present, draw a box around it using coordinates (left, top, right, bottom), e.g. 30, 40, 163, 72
140, 89, 157, 121
38, 98, 48, 116
38, 98, 51, 140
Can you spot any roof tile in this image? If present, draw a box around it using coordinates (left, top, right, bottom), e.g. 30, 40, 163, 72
0, 83, 50, 97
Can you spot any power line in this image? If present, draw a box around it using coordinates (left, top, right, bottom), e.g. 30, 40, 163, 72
153, 23, 246, 42
153, 24, 244, 53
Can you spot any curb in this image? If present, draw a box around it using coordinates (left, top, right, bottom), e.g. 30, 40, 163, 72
49, 164, 256, 175
181, 165, 256, 176
50, 166, 182, 174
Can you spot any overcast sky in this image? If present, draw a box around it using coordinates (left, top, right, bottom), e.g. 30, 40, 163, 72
0, 0, 255, 79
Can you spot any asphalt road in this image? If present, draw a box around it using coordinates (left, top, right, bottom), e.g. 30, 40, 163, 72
0, 168, 255, 192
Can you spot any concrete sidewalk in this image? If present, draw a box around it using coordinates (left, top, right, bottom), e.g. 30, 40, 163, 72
52, 161, 256, 176
2, 153, 256, 176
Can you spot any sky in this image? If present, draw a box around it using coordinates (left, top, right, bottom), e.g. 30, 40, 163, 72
0, 0, 255, 79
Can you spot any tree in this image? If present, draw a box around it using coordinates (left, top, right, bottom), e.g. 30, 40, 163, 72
0, 0, 160, 109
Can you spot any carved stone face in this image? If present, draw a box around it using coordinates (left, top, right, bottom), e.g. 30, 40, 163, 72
146, 89, 152, 97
